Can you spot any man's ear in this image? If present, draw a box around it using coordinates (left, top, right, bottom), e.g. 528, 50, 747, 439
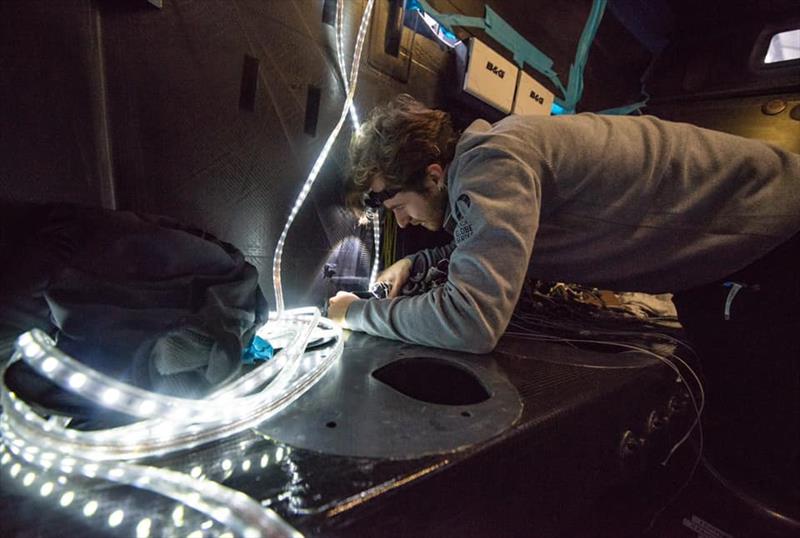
426, 163, 445, 189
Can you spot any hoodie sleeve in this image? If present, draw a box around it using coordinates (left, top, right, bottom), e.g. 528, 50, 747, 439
345, 143, 541, 353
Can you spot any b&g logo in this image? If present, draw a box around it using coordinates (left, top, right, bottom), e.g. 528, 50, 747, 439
485, 61, 505, 79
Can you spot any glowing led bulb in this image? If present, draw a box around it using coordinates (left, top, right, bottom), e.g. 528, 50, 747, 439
60, 491, 75, 507
39, 482, 54, 497
41, 357, 59, 373
138, 400, 156, 415
212, 507, 231, 521
83, 500, 99, 517
108, 467, 125, 479
190, 466, 202, 478
102, 388, 120, 404
136, 518, 152, 538
9, 463, 21, 478
68, 373, 87, 389
82, 463, 98, 477
22, 472, 36, 487
243, 527, 262, 538
172, 505, 185, 527
23, 342, 43, 358
17, 332, 32, 347
108, 509, 124, 527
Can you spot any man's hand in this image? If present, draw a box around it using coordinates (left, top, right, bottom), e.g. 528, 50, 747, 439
375, 258, 412, 299
327, 291, 359, 326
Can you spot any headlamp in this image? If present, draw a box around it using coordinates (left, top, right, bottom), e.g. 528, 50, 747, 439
363, 188, 400, 210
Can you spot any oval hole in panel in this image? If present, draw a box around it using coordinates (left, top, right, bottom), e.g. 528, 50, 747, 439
371, 357, 490, 405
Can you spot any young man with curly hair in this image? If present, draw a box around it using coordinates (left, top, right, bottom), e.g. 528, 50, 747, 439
327, 94, 800, 490
329, 94, 800, 354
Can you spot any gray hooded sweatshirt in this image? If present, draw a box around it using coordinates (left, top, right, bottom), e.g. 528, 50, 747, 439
346, 113, 800, 353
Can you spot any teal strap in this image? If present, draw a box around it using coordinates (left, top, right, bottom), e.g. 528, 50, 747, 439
561, 0, 607, 113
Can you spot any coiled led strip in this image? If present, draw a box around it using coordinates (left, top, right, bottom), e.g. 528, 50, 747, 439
2, 308, 338, 537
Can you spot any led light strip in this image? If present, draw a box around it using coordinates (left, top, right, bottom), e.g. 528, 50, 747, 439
2, 308, 337, 536
336, 0, 360, 128
369, 212, 381, 287
337, 0, 381, 291
5, 311, 339, 460
272, 0, 376, 318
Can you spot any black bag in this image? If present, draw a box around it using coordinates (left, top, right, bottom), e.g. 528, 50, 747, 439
1, 203, 268, 425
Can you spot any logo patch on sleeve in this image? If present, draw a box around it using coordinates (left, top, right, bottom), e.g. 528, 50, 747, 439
453, 194, 473, 243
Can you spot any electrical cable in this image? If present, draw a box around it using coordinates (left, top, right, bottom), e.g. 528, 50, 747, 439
505, 283, 707, 532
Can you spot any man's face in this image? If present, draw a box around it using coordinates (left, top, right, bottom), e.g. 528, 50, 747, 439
369, 169, 447, 231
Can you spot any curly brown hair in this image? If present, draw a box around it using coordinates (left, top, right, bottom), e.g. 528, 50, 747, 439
345, 94, 459, 217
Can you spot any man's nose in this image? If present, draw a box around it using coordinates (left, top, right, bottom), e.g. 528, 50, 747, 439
393, 209, 409, 228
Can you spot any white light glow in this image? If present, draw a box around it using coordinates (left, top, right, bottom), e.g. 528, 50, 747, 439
23, 342, 43, 358
243, 527, 262, 538
108, 467, 125, 479
213, 507, 232, 521
172, 505, 185, 527
138, 400, 156, 415
136, 518, 152, 538
83, 500, 99, 517
40, 482, 54, 497
102, 388, 120, 404
22, 472, 36, 487
108, 509, 124, 527
60, 491, 75, 507
68, 373, 87, 389
41, 357, 59, 373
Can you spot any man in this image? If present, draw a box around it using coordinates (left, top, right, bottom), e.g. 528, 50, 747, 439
328, 94, 800, 489
329, 94, 800, 350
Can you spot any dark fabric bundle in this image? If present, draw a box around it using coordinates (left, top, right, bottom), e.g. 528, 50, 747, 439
1, 202, 268, 424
